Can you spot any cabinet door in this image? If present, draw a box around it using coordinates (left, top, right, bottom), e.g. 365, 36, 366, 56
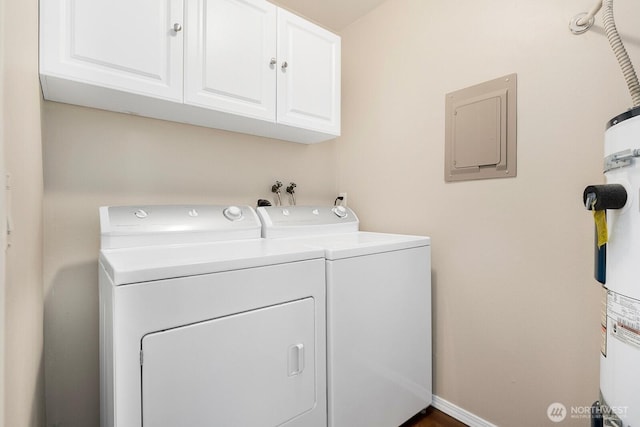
185, 0, 277, 121
40, 0, 184, 101
277, 8, 341, 135
141, 298, 316, 427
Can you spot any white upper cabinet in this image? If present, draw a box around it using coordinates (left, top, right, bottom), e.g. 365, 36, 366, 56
185, 0, 277, 121
277, 8, 341, 135
40, 0, 184, 101
39, 0, 341, 143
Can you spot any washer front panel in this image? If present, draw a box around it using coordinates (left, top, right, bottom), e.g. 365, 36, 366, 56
326, 246, 432, 427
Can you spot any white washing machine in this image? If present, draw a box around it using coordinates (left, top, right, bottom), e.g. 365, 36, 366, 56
257, 206, 432, 427
98, 205, 327, 427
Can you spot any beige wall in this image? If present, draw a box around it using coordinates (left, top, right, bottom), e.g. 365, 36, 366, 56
338, 0, 640, 425
2, 0, 44, 425
41, 103, 338, 426
0, 0, 5, 422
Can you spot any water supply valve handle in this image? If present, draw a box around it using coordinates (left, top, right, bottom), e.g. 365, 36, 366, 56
286, 182, 297, 206
286, 182, 297, 195
271, 181, 283, 193
271, 180, 283, 206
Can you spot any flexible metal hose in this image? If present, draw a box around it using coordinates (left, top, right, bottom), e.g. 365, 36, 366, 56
602, 0, 640, 107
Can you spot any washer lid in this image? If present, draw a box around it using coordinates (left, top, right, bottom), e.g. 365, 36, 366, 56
100, 239, 324, 286
289, 231, 431, 260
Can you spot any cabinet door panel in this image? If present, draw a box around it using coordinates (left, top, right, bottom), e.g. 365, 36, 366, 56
185, 0, 277, 121
277, 8, 341, 135
40, 0, 183, 101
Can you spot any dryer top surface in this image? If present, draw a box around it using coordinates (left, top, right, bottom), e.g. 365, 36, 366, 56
100, 237, 324, 286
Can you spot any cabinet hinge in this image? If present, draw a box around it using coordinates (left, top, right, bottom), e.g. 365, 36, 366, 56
140, 350, 144, 366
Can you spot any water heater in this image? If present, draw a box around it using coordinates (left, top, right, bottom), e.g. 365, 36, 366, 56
571, 1, 640, 424
586, 106, 640, 427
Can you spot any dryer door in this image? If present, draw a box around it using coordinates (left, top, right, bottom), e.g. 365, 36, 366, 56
141, 298, 316, 427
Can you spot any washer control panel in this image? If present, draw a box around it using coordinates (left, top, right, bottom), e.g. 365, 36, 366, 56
257, 206, 359, 238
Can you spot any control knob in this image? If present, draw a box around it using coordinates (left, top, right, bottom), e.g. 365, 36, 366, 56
134, 209, 148, 219
223, 206, 244, 221
332, 206, 348, 218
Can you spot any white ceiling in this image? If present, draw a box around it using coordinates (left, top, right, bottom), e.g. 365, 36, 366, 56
272, 0, 388, 31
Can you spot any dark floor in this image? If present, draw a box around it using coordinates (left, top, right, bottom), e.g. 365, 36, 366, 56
400, 407, 468, 427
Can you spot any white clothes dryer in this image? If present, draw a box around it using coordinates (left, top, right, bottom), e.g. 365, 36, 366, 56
99, 205, 327, 427
257, 206, 432, 427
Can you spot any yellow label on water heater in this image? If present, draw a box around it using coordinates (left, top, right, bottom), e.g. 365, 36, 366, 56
593, 210, 608, 248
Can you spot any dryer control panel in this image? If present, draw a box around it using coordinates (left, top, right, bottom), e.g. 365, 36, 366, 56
100, 205, 261, 249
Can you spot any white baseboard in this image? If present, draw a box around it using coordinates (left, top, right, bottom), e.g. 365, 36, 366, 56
432, 395, 497, 427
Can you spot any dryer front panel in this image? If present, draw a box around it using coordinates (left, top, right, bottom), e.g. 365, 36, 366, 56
141, 298, 316, 427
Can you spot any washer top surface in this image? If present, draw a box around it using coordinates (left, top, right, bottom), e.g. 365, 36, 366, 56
257, 206, 430, 259
275, 232, 430, 260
